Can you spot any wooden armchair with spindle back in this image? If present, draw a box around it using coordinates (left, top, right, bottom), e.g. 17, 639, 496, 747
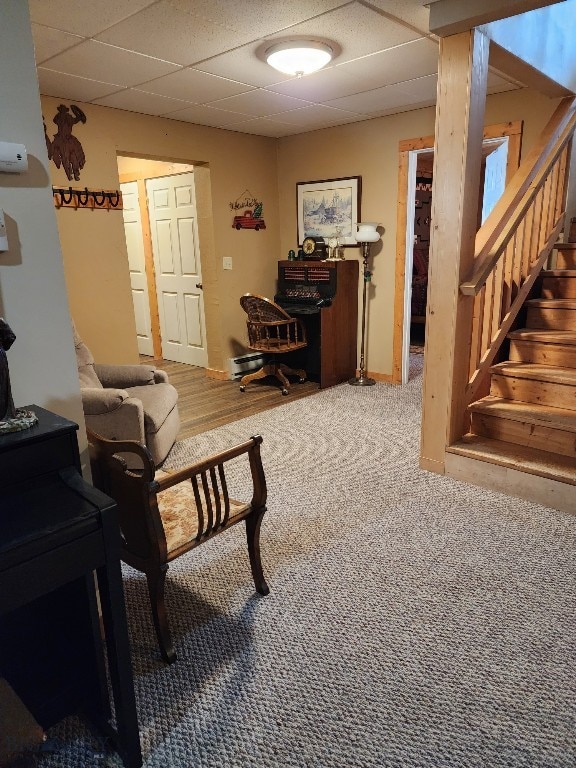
87, 428, 269, 664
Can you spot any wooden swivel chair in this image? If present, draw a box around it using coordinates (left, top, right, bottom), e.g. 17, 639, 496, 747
87, 428, 269, 664
239, 294, 308, 395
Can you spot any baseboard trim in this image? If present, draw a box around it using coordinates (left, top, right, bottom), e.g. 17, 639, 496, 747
419, 456, 446, 474
205, 367, 229, 381
366, 370, 394, 383
445, 451, 576, 515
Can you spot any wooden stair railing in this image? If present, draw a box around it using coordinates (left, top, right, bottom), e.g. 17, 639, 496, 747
458, 97, 576, 418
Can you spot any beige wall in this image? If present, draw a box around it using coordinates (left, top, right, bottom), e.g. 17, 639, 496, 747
42, 84, 561, 380
42, 95, 281, 369
277, 88, 561, 377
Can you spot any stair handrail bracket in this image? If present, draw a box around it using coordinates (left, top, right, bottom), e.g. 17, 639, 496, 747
459, 97, 576, 409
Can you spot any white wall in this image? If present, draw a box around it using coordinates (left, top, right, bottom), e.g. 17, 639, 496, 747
484, 0, 576, 93
0, 3, 85, 449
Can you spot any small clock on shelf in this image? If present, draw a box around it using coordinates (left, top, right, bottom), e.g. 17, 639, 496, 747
301, 236, 327, 260
327, 235, 340, 260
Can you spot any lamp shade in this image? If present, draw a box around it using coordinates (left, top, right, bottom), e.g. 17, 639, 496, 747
355, 222, 380, 243
265, 40, 333, 76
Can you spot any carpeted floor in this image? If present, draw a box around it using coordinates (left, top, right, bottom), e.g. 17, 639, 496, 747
42, 355, 575, 767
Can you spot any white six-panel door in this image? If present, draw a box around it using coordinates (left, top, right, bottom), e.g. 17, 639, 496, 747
121, 181, 154, 356
145, 173, 207, 367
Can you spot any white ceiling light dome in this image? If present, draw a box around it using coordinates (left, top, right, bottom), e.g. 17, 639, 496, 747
265, 40, 333, 77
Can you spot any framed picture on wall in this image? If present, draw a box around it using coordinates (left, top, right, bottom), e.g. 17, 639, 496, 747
296, 176, 361, 246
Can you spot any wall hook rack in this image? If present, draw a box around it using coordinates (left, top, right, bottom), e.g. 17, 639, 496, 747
52, 186, 123, 210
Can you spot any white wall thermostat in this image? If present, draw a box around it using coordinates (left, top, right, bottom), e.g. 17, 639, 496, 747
0, 209, 8, 251
0, 141, 28, 173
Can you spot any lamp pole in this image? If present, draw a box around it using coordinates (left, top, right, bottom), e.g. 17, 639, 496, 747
349, 223, 379, 387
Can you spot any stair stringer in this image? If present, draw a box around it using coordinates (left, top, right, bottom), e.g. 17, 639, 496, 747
446, 242, 576, 514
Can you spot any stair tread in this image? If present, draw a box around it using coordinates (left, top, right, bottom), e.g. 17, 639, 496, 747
491, 361, 576, 384
555, 242, 576, 251
470, 396, 576, 431
525, 298, 576, 308
447, 435, 576, 486
542, 269, 576, 277
508, 328, 576, 344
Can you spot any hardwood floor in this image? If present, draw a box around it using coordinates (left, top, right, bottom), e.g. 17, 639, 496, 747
143, 357, 320, 441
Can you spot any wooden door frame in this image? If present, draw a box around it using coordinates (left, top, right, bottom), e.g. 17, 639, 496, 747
392, 120, 523, 384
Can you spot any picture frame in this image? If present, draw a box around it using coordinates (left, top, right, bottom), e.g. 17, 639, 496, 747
296, 176, 361, 246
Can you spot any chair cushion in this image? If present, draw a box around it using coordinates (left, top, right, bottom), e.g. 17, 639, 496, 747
127, 383, 178, 433
78, 365, 103, 388
73, 323, 103, 389
155, 470, 250, 554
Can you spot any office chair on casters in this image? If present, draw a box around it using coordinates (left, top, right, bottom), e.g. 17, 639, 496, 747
239, 294, 308, 395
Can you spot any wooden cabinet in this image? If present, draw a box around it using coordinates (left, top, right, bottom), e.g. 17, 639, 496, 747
277, 259, 359, 388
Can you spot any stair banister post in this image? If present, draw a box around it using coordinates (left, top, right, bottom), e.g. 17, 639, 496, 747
420, 29, 489, 474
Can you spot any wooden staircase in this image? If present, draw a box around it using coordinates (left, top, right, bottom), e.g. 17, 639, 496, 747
447, 242, 576, 506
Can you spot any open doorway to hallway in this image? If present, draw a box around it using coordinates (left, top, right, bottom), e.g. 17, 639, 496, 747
394, 121, 523, 385
409, 152, 433, 354
117, 156, 208, 368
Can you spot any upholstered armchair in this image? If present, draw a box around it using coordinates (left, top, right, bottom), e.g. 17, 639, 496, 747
73, 324, 180, 466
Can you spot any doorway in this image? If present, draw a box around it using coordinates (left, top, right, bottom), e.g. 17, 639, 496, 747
393, 120, 523, 385
118, 157, 208, 368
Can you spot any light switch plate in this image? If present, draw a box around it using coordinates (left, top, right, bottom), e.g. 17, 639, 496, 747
223, 256, 233, 270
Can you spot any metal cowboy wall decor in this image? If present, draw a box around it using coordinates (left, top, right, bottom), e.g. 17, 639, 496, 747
44, 103, 87, 181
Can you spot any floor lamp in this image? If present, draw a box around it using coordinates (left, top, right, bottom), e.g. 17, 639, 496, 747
349, 222, 380, 386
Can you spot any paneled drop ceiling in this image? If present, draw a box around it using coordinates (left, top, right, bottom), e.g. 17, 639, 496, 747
30, 0, 524, 137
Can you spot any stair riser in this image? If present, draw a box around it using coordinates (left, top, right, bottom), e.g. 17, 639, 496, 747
490, 374, 576, 409
555, 253, 576, 270
470, 412, 576, 459
526, 307, 576, 331
509, 340, 576, 368
541, 277, 576, 298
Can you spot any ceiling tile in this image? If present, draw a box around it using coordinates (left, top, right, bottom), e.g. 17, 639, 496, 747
138, 68, 255, 103
363, 0, 431, 34
167, 0, 349, 37
31, 24, 84, 64
28, 0, 157, 37
159, 103, 253, 128
273, 104, 364, 127
266, 65, 363, 101
95, 1, 254, 66
370, 99, 437, 119
487, 71, 523, 94
396, 73, 438, 101
208, 90, 313, 117
40, 40, 181, 88
336, 38, 439, 88
92, 89, 194, 115
225, 118, 307, 137
325, 74, 437, 114
37, 68, 124, 102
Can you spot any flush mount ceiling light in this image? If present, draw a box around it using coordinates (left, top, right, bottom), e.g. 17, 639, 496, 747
265, 40, 333, 77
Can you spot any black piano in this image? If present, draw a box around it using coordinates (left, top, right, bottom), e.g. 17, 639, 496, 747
0, 406, 141, 767
275, 260, 359, 388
